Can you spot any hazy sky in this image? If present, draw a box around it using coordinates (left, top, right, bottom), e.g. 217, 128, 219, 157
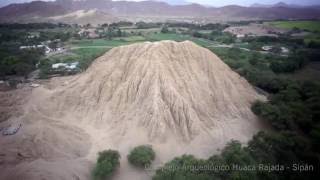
114, 0, 320, 6
1, 0, 320, 7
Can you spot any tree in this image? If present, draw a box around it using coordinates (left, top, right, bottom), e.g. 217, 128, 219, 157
116, 28, 122, 37
92, 150, 120, 180
128, 145, 155, 168
192, 31, 203, 38
161, 26, 169, 34
220, 141, 258, 180
153, 155, 213, 180
308, 40, 320, 49
153, 141, 258, 180
48, 42, 58, 51
249, 52, 260, 66
13, 62, 33, 78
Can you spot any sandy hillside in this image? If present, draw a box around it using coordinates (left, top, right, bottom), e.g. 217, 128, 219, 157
0, 41, 266, 180
49, 9, 120, 25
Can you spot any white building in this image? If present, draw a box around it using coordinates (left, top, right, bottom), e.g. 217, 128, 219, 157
52, 62, 79, 70
281, 47, 289, 54
19, 44, 53, 54
262, 46, 273, 51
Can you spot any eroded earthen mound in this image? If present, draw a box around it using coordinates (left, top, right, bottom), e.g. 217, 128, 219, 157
46, 40, 264, 141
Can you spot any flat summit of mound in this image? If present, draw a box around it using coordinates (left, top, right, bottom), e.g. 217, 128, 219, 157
50, 40, 264, 141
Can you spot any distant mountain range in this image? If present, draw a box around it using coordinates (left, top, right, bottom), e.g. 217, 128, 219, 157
0, 0, 319, 24
251, 2, 320, 9
0, 0, 29, 8
155, 0, 189, 6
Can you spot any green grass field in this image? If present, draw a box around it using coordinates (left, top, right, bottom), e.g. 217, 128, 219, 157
113, 36, 146, 42
121, 28, 160, 34
69, 36, 150, 48
70, 33, 217, 51
72, 48, 110, 69
303, 33, 320, 43
146, 33, 190, 41
70, 39, 130, 47
145, 33, 214, 47
269, 21, 320, 32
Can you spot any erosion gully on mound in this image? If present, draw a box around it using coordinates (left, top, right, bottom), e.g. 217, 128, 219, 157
0, 40, 266, 180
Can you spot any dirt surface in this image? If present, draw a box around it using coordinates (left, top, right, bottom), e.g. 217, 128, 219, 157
0, 87, 31, 123
49, 9, 120, 25
224, 23, 288, 37
0, 41, 266, 180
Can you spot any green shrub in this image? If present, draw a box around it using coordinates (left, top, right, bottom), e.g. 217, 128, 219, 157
153, 141, 258, 180
153, 155, 213, 180
92, 150, 120, 180
128, 145, 155, 167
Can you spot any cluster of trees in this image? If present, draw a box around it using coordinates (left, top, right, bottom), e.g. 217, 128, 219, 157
152, 35, 320, 180
270, 56, 306, 73
160, 26, 170, 34
162, 22, 234, 44
92, 145, 155, 179
154, 129, 318, 180
101, 21, 134, 29
136, 22, 162, 29
38, 31, 72, 42
0, 23, 76, 79
210, 47, 279, 93
270, 49, 320, 73
153, 141, 257, 180
242, 36, 304, 46
307, 40, 320, 49
0, 24, 73, 44
192, 30, 236, 44
252, 81, 320, 134
108, 21, 134, 27
0, 30, 29, 43
211, 45, 320, 93
166, 22, 229, 31
251, 80, 320, 175
0, 48, 43, 78
97, 25, 127, 39
153, 80, 320, 180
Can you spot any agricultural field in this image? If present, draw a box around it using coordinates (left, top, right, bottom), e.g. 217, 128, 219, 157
69, 39, 129, 48
303, 33, 320, 43
266, 20, 320, 43
269, 20, 320, 32
145, 33, 190, 41
145, 33, 214, 47
121, 27, 161, 35
33, 21, 319, 80
113, 35, 146, 42
71, 33, 216, 49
